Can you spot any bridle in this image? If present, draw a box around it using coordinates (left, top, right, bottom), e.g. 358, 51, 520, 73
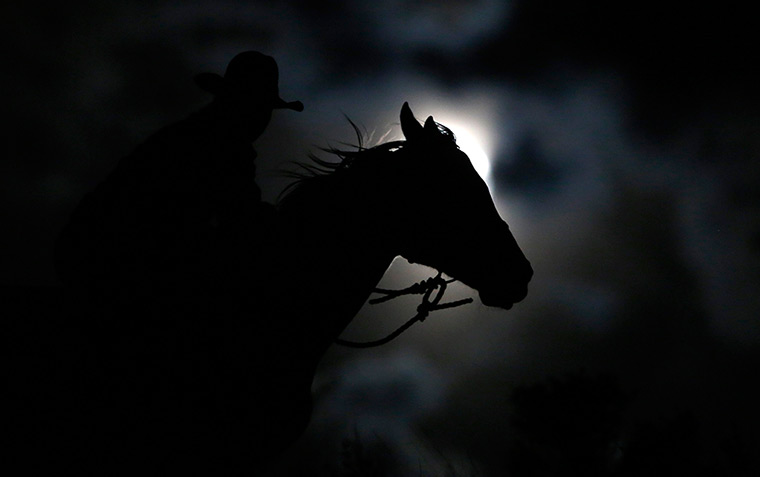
334, 271, 473, 348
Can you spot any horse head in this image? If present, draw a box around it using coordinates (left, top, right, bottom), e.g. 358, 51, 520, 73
392, 102, 532, 309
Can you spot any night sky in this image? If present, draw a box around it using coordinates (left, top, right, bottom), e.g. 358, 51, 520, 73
5, 1, 760, 474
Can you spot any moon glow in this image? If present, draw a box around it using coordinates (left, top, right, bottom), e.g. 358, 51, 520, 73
450, 126, 491, 181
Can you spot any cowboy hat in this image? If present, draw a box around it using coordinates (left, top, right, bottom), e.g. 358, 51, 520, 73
194, 51, 303, 112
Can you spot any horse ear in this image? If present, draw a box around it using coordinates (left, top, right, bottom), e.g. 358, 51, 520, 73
400, 102, 423, 141
424, 116, 438, 134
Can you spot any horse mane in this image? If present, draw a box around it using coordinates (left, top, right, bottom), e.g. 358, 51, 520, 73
278, 116, 458, 202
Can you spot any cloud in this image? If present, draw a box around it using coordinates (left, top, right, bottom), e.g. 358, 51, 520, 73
350, 0, 511, 52
317, 351, 448, 425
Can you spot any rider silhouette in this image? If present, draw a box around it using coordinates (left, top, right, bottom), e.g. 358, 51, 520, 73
37, 53, 307, 472
55, 51, 303, 293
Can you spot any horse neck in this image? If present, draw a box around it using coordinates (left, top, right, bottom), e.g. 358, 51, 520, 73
274, 171, 400, 356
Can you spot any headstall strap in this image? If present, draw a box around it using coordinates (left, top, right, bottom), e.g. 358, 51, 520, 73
335, 271, 473, 349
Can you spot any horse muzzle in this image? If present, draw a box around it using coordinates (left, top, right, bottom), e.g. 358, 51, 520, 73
479, 284, 529, 309
477, 260, 533, 310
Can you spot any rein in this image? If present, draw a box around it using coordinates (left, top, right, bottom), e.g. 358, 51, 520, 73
334, 272, 473, 349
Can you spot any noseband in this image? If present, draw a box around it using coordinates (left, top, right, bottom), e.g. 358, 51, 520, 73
335, 271, 473, 348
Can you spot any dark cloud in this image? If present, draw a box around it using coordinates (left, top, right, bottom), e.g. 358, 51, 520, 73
491, 133, 567, 197
473, 2, 760, 139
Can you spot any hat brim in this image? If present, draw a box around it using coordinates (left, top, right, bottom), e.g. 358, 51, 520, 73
275, 99, 304, 112
195, 73, 303, 112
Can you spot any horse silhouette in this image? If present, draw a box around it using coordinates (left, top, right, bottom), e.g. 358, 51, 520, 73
5, 101, 532, 474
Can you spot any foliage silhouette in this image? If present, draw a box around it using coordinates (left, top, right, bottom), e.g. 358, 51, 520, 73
505, 372, 756, 476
